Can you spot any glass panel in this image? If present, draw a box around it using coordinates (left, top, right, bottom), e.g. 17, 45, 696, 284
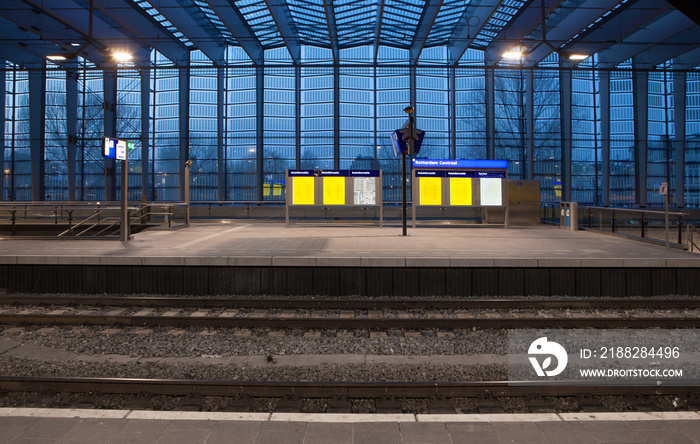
189, 51, 219, 201
77, 59, 105, 201
647, 66, 674, 206
150, 51, 180, 201
226, 47, 257, 200
44, 67, 67, 201
686, 72, 700, 206
572, 63, 600, 205
609, 60, 635, 205
377, 65, 410, 202
4, 66, 31, 201
533, 55, 562, 202
117, 69, 143, 201
455, 50, 486, 160
265, 66, 296, 201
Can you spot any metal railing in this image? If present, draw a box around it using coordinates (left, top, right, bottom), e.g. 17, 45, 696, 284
580, 206, 687, 246
1, 202, 189, 237
688, 224, 700, 252
540, 203, 692, 249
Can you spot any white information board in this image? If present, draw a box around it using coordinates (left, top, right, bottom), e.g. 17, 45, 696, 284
353, 177, 376, 205
479, 177, 503, 206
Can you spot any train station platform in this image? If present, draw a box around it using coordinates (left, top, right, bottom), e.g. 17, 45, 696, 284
0, 223, 699, 296
1, 408, 698, 443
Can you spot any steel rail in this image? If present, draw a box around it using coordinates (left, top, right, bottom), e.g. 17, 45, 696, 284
0, 314, 697, 329
1, 296, 699, 310
0, 376, 698, 399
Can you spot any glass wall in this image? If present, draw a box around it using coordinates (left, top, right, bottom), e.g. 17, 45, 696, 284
3, 46, 700, 207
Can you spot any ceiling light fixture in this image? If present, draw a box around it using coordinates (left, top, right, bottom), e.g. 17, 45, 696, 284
502, 48, 524, 60
47, 54, 68, 61
112, 51, 133, 62
568, 54, 589, 61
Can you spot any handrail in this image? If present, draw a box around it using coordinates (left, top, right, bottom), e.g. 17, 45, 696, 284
688, 224, 700, 253
57, 207, 138, 237
581, 206, 688, 218
578, 205, 688, 247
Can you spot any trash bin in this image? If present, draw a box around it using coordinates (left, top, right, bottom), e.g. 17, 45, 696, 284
560, 202, 578, 231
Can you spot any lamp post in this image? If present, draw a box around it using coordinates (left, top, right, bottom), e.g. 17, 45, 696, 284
402, 106, 415, 237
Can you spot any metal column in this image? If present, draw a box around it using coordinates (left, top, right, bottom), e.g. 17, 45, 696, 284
104, 68, 117, 202
179, 65, 190, 202
29, 70, 46, 202
0, 68, 5, 201
600, 71, 611, 207
673, 72, 686, 208
256, 66, 264, 201
334, 65, 340, 169
485, 68, 495, 160
217, 67, 225, 200
140, 68, 151, 201
66, 67, 78, 201
449, 68, 456, 159
525, 69, 534, 180
295, 66, 301, 169
632, 65, 648, 207
559, 66, 573, 202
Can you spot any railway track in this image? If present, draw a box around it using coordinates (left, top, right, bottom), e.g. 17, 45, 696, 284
0, 296, 698, 329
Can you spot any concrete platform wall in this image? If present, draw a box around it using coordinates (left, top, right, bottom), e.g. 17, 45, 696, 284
1, 265, 699, 297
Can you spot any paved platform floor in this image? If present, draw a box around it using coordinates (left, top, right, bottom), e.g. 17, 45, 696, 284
1, 409, 698, 444
0, 223, 697, 267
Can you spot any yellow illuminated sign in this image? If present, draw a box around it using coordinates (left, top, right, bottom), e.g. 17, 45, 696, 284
449, 177, 473, 206
292, 176, 315, 205
323, 176, 345, 205
419, 177, 442, 206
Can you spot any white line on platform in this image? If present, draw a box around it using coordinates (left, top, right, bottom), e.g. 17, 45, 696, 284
126, 410, 270, 421
2, 408, 699, 423
0, 408, 129, 419
175, 224, 249, 249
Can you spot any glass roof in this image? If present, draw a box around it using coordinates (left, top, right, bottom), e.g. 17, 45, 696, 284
232, 0, 285, 47
380, 0, 425, 47
425, 0, 471, 47
287, 0, 330, 47
334, 0, 377, 47
132, 0, 195, 48
471, 0, 527, 48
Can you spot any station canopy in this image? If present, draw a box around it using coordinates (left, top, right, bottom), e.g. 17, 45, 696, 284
0, 0, 699, 69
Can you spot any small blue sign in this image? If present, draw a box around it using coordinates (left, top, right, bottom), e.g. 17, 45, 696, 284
415, 170, 446, 177
349, 170, 380, 177
476, 171, 506, 178
320, 170, 349, 177
446, 171, 475, 177
288, 170, 317, 176
412, 159, 508, 169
